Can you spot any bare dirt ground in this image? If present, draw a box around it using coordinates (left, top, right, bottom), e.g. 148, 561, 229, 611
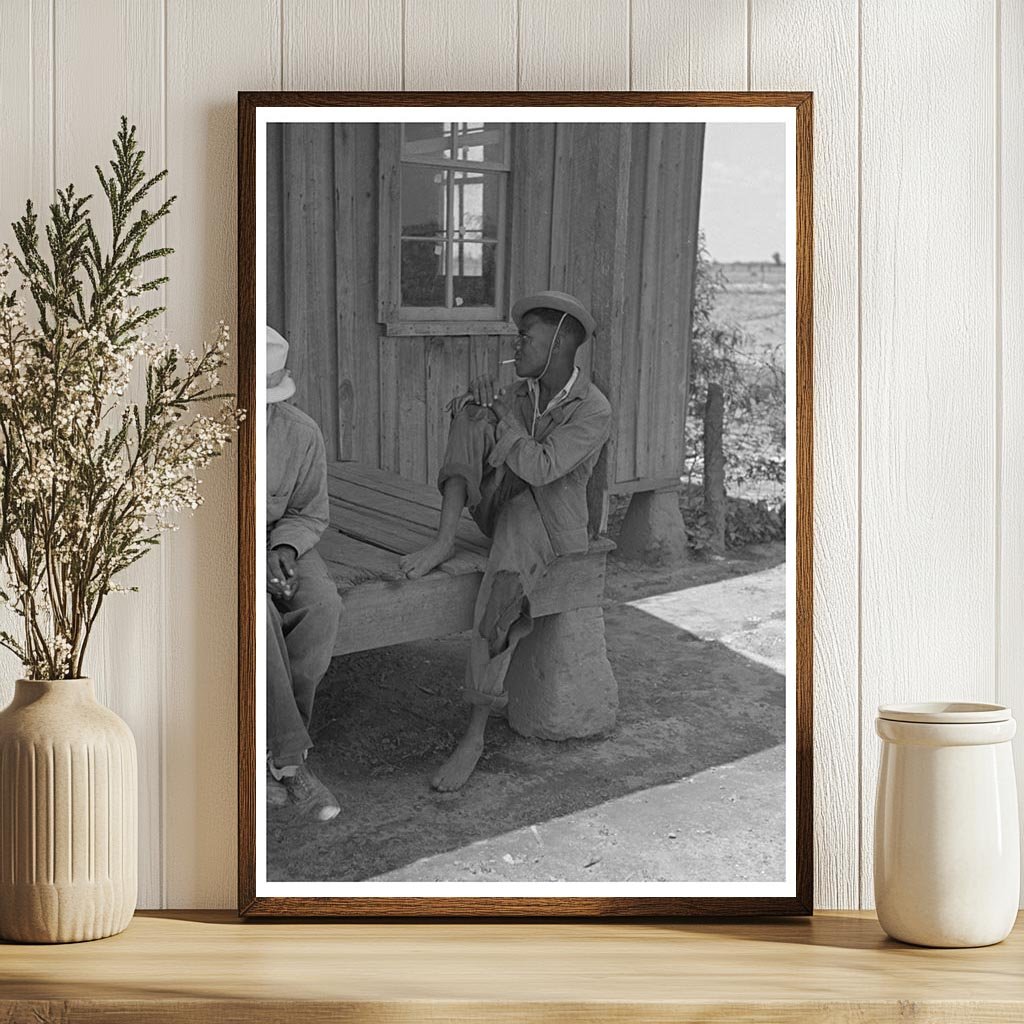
266, 540, 787, 883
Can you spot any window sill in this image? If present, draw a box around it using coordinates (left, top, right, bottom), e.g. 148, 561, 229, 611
383, 321, 519, 338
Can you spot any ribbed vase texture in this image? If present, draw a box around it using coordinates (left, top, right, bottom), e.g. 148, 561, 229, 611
0, 678, 137, 943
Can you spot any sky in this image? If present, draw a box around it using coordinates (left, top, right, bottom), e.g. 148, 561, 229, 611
699, 122, 786, 264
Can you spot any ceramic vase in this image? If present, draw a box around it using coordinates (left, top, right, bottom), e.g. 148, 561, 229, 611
0, 678, 137, 943
874, 701, 1019, 948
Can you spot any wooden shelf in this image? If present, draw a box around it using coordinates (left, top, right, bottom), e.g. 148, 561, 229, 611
2, 910, 1022, 1022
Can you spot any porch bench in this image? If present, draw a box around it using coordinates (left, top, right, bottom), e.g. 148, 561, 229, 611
318, 461, 618, 739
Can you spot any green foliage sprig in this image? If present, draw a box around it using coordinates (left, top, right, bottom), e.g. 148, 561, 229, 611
0, 117, 242, 679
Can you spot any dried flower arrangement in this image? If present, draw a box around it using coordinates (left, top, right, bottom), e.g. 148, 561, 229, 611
0, 118, 242, 679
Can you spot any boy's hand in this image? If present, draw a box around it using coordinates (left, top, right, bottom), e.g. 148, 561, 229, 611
268, 545, 298, 598
469, 374, 498, 407
491, 387, 514, 421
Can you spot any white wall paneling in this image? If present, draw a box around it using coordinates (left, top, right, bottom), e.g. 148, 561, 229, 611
1000, 0, 1024, 902
631, 0, 747, 91
404, 0, 517, 90
60, 0, 168, 908
0, 4, 53, 693
163, 0, 280, 908
859, 0, 999, 909
0, 0, 1017, 909
0, 0, 52, 254
283, 0, 402, 91
750, 0, 860, 910
518, 0, 629, 90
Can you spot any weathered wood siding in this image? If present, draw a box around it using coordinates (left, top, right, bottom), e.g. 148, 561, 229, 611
266, 122, 703, 493
267, 122, 381, 465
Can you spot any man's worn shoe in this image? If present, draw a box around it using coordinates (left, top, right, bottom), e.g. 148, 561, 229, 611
283, 763, 341, 822
267, 769, 287, 807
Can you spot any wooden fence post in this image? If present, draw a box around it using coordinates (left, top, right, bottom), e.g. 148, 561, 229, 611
704, 383, 726, 554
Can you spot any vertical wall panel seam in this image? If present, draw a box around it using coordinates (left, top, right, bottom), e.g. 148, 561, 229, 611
516, 0, 521, 90
50, 0, 55, 198
994, 0, 1003, 706
627, 0, 633, 91
158, 0, 169, 909
279, 0, 284, 91
745, 0, 752, 89
400, 0, 406, 90
855, 0, 864, 909
29, 0, 34, 185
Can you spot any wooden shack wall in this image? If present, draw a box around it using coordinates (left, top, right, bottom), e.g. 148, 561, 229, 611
266, 122, 703, 494
267, 122, 381, 465
616, 123, 705, 490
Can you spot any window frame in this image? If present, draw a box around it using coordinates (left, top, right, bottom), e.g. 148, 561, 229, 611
378, 123, 513, 333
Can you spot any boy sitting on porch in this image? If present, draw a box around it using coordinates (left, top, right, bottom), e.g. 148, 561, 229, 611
400, 291, 612, 791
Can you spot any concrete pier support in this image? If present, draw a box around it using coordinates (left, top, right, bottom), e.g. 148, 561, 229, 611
506, 606, 618, 740
616, 489, 689, 566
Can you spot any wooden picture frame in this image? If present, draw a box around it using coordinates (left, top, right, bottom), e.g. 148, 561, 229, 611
238, 91, 813, 917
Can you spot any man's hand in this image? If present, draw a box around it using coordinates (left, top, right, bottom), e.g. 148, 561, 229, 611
268, 545, 298, 599
469, 374, 498, 408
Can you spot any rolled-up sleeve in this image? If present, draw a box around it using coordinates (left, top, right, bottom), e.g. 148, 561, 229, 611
269, 429, 330, 557
487, 404, 610, 486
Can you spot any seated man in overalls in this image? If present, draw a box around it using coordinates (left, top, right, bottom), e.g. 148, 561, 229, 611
400, 292, 611, 791
265, 326, 344, 820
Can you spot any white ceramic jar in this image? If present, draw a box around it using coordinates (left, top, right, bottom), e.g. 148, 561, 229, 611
874, 702, 1019, 947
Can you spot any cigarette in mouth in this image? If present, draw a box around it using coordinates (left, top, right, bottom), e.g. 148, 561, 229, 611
500, 359, 516, 364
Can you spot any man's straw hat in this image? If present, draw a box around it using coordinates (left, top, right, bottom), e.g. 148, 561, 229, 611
266, 325, 296, 403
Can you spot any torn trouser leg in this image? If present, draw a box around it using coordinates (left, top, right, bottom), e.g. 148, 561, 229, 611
437, 403, 527, 538
435, 403, 557, 707
463, 487, 556, 708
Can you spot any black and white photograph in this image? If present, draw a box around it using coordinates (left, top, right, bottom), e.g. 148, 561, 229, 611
245, 100, 807, 911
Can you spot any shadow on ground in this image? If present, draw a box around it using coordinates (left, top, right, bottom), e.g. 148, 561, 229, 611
266, 542, 786, 883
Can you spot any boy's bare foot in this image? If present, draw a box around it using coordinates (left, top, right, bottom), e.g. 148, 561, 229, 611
400, 540, 457, 578
431, 734, 484, 791
432, 705, 490, 791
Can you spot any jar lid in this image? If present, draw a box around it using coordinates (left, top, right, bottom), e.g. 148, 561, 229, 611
877, 701, 1011, 724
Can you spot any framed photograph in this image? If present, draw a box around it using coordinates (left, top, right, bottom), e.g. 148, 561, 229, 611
237, 91, 812, 916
